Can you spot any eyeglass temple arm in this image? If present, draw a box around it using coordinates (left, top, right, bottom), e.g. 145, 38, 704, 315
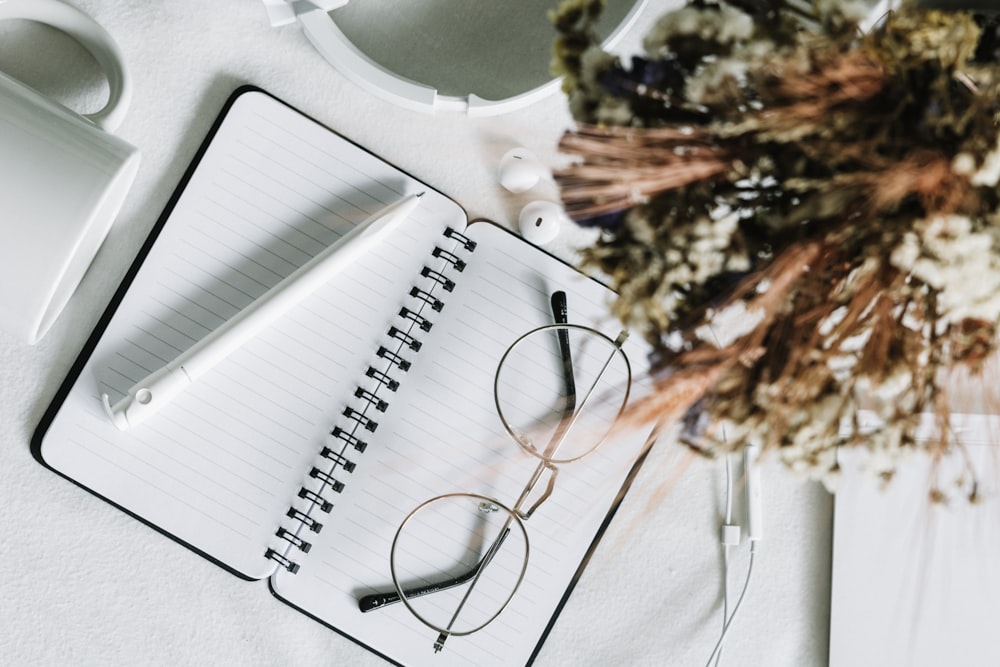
516, 327, 628, 517
511, 293, 574, 518
551, 291, 576, 400
357, 528, 511, 613
526, 290, 579, 469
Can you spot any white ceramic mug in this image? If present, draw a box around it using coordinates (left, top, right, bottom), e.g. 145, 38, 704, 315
0, 0, 140, 344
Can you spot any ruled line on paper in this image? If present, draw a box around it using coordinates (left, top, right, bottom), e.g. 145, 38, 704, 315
155, 398, 303, 463
72, 428, 266, 532
206, 179, 330, 248
199, 198, 311, 274
233, 138, 397, 222
154, 276, 240, 328
217, 174, 339, 243
171, 247, 268, 304
145, 293, 214, 339
64, 458, 256, 543
134, 418, 290, 485
211, 364, 325, 420
123, 327, 174, 366
134, 307, 203, 355
231, 138, 377, 221
75, 390, 296, 489
74, 402, 294, 493
238, 339, 336, 402
249, 109, 406, 202
104, 435, 276, 514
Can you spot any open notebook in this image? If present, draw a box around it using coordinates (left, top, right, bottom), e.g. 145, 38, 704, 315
31, 87, 654, 666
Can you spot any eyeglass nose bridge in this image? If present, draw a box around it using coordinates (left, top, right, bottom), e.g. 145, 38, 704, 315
516, 461, 559, 520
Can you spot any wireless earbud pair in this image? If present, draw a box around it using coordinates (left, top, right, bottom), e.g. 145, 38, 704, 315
497, 148, 567, 246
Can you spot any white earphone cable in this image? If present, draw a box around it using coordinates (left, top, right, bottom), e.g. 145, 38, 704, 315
708, 442, 762, 667
705, 542, 757, 667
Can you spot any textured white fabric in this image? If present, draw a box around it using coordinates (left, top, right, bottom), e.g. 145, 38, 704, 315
0, 1, 831, 665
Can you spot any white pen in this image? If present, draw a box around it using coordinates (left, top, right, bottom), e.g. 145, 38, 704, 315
102, 192, 424, 430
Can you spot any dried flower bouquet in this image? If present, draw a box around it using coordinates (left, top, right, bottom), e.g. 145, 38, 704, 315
550, 0, 1000, 499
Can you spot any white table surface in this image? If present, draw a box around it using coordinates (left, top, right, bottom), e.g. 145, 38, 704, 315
0, 2, 832, 665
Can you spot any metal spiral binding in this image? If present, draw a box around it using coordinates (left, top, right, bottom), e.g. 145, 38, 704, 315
354, 387, 388, 412
343, 406, 378, 432
398, 307, 432, 333
309, 467, 345, 493
388, 326, 422, 351
276, 526, 312, 553
420, 266, 455, 291
320, 447, 356, 472
444, 226, 477, 252
298, 487, 333, 512
409, 286, 444, 312
265, 224, 478, 575
331, 426, 368, 452
265, 548, 299, 573
286, 507, 323, 532
377, 344, 412, 370
431, 246, 466, 271
365, 366, 399, 391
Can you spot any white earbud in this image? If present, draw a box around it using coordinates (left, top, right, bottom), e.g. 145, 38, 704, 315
498, 148, 547, 193
518, 201, 565, 245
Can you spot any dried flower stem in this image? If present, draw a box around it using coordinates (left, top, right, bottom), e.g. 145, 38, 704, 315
558, 127, 730, 220
627, 240, 824, 433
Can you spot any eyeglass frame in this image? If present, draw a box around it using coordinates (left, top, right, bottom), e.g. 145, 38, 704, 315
361, 322, 632, 653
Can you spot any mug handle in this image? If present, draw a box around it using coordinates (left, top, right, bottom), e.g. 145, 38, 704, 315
0, 0, 131, 131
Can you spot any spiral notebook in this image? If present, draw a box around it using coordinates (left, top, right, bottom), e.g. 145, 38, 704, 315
31, 87, 654, 667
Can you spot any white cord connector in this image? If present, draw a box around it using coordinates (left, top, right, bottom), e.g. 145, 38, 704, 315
721, 524, 741, 546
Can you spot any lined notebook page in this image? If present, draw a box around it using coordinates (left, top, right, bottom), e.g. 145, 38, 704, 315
38, 90, 466, 578
271, 223, 653, 667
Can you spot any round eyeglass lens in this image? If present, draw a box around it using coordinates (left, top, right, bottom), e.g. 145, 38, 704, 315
494, 324, 631, 464
390, 493, 529, 637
